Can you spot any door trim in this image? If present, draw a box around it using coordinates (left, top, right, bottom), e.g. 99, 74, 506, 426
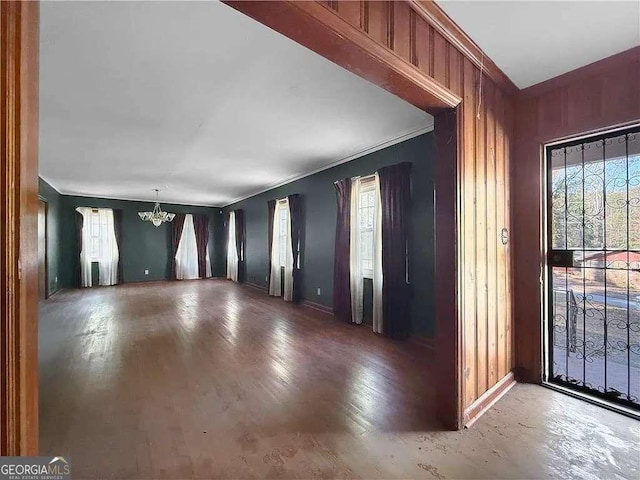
0, 1, 40, 455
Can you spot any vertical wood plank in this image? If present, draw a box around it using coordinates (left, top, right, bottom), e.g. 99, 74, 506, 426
504, 100, 514, 373
462, 58, 477, 408
336, 1, 363, 30
495, 88, 508, 379
367, 1, 391, 47
475, 66, 488, 398
323, 1, 338, 11
392, 1, 411, 62
415, 20, 432, 77
448, 44, 462, 97
409, 9, 417, 66
433, 31, 448, 88
485, 81, 498, 388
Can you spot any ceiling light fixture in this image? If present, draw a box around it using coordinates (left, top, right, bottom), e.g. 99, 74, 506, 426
138, 189, 176, 227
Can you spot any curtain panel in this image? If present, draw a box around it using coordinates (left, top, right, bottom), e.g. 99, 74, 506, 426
267, 200, 276, 290
372, 175, 384, 334
193, 214, 210, 278
97, 208, 119, 286
227, 211, 238, 282
333, 178, 352, 323
349, 178, 363, 324
76, 207, 93, 287
234, 209, 245, 283
171, 213, 186, 280
378, 162, 413, 339
287, 194, 303, 303
175, 214, 200, 280
268, 203, 282, 297
113, 209, 123, 284
282, 201, 294, 301
75, 210, 84, 286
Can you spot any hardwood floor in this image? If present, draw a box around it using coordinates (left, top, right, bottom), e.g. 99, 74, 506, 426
40, 280, 639, 479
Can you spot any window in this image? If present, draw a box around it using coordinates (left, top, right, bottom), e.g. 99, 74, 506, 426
359, 178, 376, 278
278, 201, 289, 267
85, 208, 111, 262
89, 209, 109, 261
76, 207, 119, 287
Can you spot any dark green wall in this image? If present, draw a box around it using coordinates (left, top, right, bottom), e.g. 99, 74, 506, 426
225, 132, 436, 336
56, 194, 225, 288
38, 178, 63, 295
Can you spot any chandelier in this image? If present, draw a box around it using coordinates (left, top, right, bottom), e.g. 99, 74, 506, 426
138, 189, 176, 227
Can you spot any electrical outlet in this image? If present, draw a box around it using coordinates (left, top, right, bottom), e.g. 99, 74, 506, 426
144, 269, 149, 275
317, 288, 321, 296
54, 276, 58, 284
266, 276, 269, 283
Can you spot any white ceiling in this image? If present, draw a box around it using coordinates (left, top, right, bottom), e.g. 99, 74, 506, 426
436, 0, 640, 89
39, 1, 433, 207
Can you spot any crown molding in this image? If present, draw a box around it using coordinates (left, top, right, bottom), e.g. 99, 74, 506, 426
38, 174, 63, 194
222, 121, 434, 207
52, 190, 224, 209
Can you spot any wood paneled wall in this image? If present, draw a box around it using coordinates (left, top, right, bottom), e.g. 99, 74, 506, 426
513, 47, 640, 382
1, 1, 40, 455
226, 0, 516, 426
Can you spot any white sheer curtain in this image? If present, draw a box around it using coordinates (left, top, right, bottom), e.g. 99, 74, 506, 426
349, 176, 383, 328
98, 209, 119, 286
372, 173, 384, 334
283, 200, 294, 301
269, 205, 281, 297
77, 207, 93, 287
269, 199, 293, 300
227, 211, 238, 282
175, 214, 199, 280
349, 179, 363, 324
76, 207, 119, 287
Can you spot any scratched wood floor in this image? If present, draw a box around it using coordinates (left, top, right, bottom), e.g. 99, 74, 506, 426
39, 280, 639, 479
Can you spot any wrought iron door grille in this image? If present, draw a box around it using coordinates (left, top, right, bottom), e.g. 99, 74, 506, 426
546, 125, 639, 411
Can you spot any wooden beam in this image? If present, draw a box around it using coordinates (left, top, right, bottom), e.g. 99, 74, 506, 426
224, 1, 461, 112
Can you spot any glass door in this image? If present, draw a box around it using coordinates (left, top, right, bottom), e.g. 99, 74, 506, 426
546, 125, 639, 411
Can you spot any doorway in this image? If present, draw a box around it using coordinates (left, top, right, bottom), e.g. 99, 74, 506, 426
38, 199, 48, 300
546, 124, 639, 412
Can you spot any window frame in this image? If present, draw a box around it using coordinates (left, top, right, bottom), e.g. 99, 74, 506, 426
277, 199, 289, 268
88, 209, 107, 261
358, 177, 376, 279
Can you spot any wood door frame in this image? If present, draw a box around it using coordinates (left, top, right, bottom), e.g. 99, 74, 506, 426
38, 197, 49, 300
1, 1, 40, 455
223, 0, 466, 428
